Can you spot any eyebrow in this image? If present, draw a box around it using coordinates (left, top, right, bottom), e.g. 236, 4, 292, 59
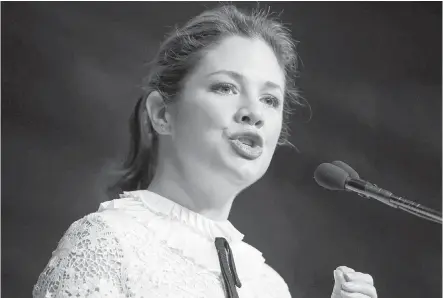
208, 70, 283, 93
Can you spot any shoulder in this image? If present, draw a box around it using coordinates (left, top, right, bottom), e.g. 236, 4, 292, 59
237, 241, 292, 298
63, 207, 146, 243
33, 212, 128, 297
55, 211, 127, 256
64, 210, 123, 237
260, 263, 292, 298
68, 196, 149, 231
262, 263, 289, 286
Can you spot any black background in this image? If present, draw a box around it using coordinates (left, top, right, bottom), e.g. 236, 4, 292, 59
2, 2, 442, 297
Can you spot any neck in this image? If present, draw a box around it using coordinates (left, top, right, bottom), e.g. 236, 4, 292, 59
147, 159, 240, 221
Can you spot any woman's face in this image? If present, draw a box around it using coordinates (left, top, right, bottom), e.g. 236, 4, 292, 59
166, 35, 285, 188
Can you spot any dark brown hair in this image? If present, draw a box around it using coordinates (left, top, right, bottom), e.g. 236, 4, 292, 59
108, 4, 305, 195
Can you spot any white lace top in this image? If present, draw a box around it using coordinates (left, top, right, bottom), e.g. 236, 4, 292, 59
33, 190, 291, 298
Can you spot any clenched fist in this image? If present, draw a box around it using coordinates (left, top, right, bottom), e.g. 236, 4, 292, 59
331, 266, 377, 298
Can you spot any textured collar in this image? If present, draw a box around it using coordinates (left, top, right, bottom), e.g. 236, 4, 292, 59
98, 190, 265, 280
119, 190, 245, 243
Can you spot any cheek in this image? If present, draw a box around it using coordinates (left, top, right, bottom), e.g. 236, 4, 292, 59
171, 95, 231, 146
265, 112, 283, 147
176, 92, 233, 130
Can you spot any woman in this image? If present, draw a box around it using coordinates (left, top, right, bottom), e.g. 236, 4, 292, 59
34, 4, 377, 298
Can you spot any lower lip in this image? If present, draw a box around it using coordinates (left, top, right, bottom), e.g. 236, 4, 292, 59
229, 139, 263, 160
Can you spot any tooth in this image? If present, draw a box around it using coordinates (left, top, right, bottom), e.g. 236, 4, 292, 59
238, 138, 252, 146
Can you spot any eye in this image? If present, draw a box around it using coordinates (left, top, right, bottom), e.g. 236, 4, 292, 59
261, 95, 281, 108
211, 83, 238, 95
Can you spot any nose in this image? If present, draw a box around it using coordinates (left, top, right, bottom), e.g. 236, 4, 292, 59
234, 106, 264, 129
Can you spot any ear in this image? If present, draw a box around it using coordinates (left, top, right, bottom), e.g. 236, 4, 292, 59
145, 91, 171, 135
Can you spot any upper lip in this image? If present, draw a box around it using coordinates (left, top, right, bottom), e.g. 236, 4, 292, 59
228, 130, 264, 147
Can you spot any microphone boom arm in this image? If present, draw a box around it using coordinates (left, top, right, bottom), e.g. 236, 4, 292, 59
345, 178, 442, 224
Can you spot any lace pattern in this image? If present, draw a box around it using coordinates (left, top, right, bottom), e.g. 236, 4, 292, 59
33, 215, 124, 297
33, 191, 291, 298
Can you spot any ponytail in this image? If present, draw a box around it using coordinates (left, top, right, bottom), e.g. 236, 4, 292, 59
107, 95, 158, 196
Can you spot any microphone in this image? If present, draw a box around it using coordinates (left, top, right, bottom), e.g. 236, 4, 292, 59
314, 162, 442, 224
331, 160, 359, 179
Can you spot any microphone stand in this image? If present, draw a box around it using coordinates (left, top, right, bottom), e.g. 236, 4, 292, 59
346, 180, 442, 224
390, 195, 442, 224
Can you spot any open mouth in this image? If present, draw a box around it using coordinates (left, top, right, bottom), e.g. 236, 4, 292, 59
236, 137, 257, 147
228, 132, 263, 160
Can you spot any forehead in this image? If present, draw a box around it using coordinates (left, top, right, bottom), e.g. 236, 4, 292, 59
194, 35, 285, 88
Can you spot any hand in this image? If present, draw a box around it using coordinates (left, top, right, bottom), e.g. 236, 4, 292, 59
331, 266, 377, 298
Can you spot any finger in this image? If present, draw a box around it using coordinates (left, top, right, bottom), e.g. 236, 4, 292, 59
340, 290, 370, 298
332, 270, 345, 297
336, 266, 356, 282
333, 269, 347, 285
344, 272, 374, 285
336, 266, 356, 275
342, 282, 377, 298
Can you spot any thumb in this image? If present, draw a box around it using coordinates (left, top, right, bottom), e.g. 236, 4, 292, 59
332, 270, 346, 297
334, 269, 347, 285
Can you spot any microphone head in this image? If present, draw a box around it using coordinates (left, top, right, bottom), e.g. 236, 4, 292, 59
331, 160, 360, 179
314, 163, 350, 191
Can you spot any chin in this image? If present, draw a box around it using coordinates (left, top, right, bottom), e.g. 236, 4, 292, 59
227, 156, 268, 186
220, 142, 271, 184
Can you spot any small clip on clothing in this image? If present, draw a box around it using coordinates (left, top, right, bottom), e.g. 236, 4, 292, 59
215, 237, 242, 298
